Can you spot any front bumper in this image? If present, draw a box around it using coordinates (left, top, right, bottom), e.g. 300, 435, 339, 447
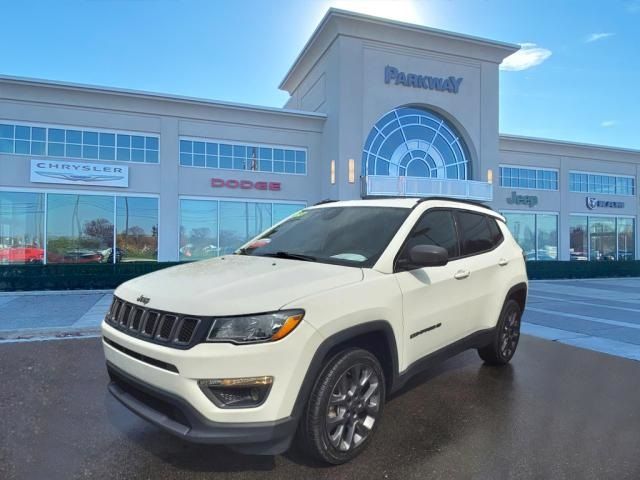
107, 362, 297, 454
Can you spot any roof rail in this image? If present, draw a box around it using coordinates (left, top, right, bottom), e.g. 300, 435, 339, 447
313, 199, 338, 206
415, 196, 496, 211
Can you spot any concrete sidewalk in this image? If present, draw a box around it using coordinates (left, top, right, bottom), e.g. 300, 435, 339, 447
0, 290, 112, 341
1, 279, 639, 363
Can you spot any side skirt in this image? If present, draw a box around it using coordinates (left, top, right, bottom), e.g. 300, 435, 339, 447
390, 328, 495, 394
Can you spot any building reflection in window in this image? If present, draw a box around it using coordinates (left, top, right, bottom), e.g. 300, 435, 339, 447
179, 199, 306, 259
46, 194, 114, 264
503, 212, 558, 261
116, 197, 158, 263
570, 215, 634, 261
179, 199, 219, 261
0, 192, 45, 264
219, 202, 272, 255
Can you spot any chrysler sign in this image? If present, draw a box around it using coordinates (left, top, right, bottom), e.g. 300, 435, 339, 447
30, 160, 129, 187
384, 65, 463, 94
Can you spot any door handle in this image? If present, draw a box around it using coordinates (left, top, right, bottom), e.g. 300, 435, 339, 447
498, 258, 509, 266
454, 270, 470, 280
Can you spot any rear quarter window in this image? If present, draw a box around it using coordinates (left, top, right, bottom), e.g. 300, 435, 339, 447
456, 210, 500, 256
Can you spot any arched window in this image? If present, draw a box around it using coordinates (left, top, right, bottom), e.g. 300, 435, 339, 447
362, 106, 469, 180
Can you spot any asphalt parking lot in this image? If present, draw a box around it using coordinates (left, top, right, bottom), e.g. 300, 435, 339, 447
1, 278, 640, 479
1, 333, 640, 480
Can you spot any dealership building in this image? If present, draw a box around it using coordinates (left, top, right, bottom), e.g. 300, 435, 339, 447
1, 9, 638, 264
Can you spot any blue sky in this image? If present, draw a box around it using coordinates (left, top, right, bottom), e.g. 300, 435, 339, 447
2, 0, 639, 149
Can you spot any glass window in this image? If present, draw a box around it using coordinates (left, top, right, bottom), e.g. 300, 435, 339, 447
0, 122, 159, 164
589, 217, 616, 261
456, 211, 493, 256
179, 199, 219, 261
401, 210, 459, 259
242, 206, 410, 268
178, 138, 306, 175
569, 216, 588, 261
219, 201, 272, 255
536, 214, 558, 260
273, 203, 303, 224
0, 192, 45, 264
617, 218, 635, 261
363, 107, 468, 181
0, 124, 14, 139
116, 197, 158, 263
46, 194, 114, 264
500, 166, 558, 190
504, 213, 536, 261
487, 217, 504, 246
145, 137, 159, 151
570, 172, 635, 196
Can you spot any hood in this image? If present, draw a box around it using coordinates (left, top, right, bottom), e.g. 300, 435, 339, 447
115, 255, 363, 316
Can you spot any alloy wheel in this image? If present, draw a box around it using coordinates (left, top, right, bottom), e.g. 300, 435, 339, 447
325, 363, 381, 452
500, 309, 520, 359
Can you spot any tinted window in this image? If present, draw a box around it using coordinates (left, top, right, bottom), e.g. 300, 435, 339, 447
487, 217, 504, 245
400, 210, 459, 259
243, 207, 410, 268
456, 211, 494, 256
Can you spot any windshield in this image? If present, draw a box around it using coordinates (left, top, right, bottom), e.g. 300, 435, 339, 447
238, 206, 411, 267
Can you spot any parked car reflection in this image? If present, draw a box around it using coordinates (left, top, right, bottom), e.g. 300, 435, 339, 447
0, 246, 44, 264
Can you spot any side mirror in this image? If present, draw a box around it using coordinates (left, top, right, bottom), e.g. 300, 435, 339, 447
407, 245, 449, 268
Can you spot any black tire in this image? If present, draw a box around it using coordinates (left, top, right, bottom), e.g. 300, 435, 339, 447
478, 299, 522, 365
299, 348, 385, 465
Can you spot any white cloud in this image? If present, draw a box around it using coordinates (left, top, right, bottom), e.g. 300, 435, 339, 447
601, 120, 617, 128
500, 43, 552, 71
585, 32, 615, 43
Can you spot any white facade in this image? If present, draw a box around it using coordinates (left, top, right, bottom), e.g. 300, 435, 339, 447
0, 9, 638, 263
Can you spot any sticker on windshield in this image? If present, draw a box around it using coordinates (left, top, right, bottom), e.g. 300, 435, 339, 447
247, 238, 271, 249
330, 253, 367, 262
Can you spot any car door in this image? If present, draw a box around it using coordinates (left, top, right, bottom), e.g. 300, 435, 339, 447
451, 209, 505, 338
394, 208, 472, 367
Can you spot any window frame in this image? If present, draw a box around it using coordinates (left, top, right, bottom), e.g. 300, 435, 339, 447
178, 136, 308, 176
394, 208, 461, 271
0, 187, 159, 265
453, 209, 505, 259
498, 165, 559, 191
0, 119, 160, 165
394, 207, 506, 272
568, 170, 636, 196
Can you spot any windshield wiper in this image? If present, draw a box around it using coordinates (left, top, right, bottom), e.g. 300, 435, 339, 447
259, 251, 317, 262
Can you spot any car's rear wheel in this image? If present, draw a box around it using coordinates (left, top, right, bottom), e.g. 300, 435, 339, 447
478, 299, 521, 365
299, 348, 385, 464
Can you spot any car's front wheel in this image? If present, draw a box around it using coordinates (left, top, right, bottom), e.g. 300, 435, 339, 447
299, 348, 385, 464
478, 299, 522, 365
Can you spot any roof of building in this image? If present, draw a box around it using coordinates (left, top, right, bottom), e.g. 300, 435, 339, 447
280, 8, 520, 92
0, 74, 327, 120
500, 133, 640, 157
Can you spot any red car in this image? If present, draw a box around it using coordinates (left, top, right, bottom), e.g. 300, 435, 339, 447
0, 246, 45, 264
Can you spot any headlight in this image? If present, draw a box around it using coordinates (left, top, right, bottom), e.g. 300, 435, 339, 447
206, 310, 304, 344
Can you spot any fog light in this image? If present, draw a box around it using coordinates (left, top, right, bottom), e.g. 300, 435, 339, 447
198, 376, 273, 408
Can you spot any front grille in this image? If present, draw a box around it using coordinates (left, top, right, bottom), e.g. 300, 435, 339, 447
106, 297, 202, 348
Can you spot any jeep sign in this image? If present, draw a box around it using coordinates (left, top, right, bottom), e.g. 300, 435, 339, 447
506, 191, 538, 208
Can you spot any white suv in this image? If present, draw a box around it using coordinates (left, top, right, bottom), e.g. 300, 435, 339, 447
102, 198, 527, 464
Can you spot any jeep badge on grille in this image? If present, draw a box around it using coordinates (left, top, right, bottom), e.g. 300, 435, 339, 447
136, 295, 150, 305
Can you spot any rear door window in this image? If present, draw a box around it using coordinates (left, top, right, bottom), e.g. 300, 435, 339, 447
455, 210, 495, 256
399, 209, 459, 260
